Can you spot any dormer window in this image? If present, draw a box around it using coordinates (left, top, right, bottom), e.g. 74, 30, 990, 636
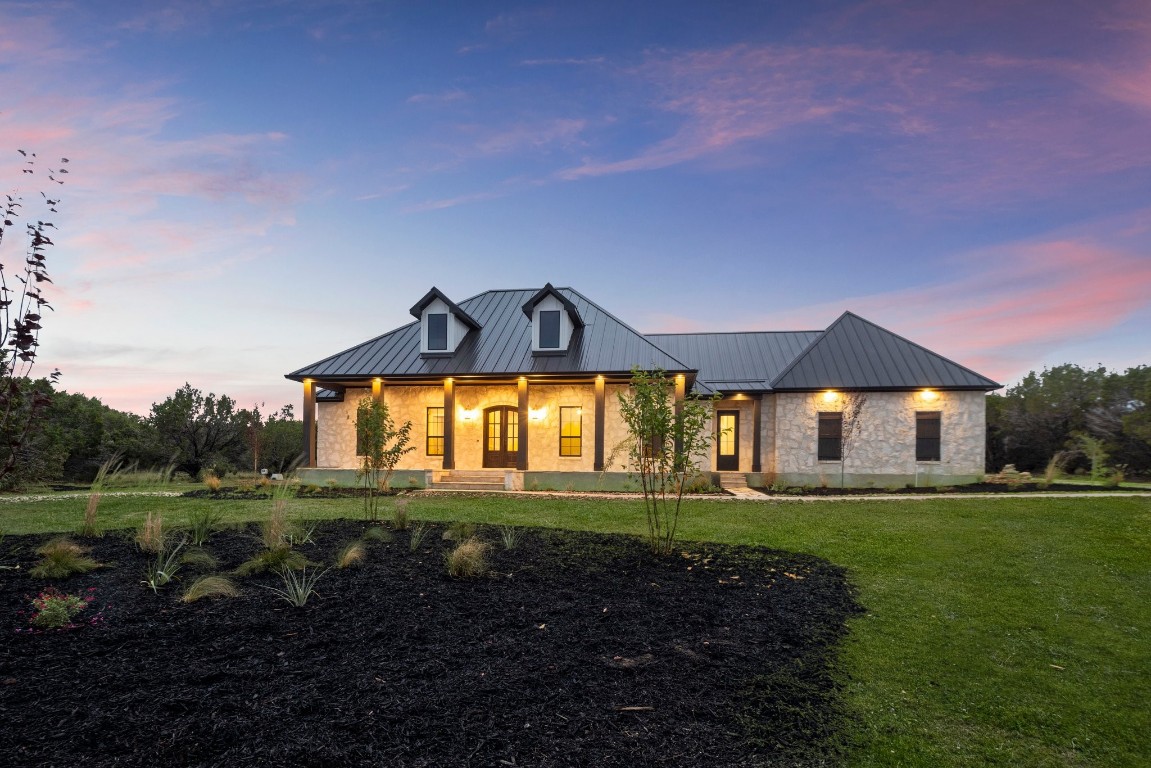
539, 311, 561, 349
409, 287, 482, 356
427, 313, 448, 351
522, 283, 585, 355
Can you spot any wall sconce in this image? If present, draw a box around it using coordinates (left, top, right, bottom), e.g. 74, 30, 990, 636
459, 407, 479, 421
920, 389, 939, 402
529, 407, 547, 421
822, 390, 838, 403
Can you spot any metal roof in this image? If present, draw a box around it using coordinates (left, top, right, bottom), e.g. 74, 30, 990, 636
287, 287, 693, 382
771, 312, 1000, 391
644, 331, 821, 393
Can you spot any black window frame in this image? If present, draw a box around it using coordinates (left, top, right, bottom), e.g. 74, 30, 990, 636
817, 411, 843, 461
426, 406, 445, 457
559, 405, 582, 457
539, 310, 561, 349
427, 313, 448, 351
916, 411, 942, 462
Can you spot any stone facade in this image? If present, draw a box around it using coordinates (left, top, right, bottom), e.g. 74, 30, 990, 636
313, 383, 985, 487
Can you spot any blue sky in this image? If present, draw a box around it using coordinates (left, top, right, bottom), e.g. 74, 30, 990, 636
2, 0, 1149, 415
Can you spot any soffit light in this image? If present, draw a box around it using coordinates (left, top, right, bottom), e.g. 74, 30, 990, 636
822, 390, 838, 403
920, 389, 939, 402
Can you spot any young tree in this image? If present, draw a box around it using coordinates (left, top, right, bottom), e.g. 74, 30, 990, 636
353, 396, 414, 521
617, 367, 717, 556
837, 390, 868, 488
0, 150, 67, 488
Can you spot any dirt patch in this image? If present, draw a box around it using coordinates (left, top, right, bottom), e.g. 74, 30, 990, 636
0, 522, 862, 767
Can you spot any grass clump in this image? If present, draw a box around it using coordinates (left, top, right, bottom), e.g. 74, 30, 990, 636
135, 511, 166, 553
234, 547, 310, 576
203, 472, 222, 492
187, 508, 224, 546
408, 522, 429, 552
142, 540, 185, 593
393, 498, 410, 530
445, 537, 490, 578
499, 525, 519, 550
181, 575, 239, 603
29, 537, 104, 579
362, 524, 394, 544
261, 566, 329, 608
179, 547, 219, 571
442, 521, 476, 542
337, 541, 367, 568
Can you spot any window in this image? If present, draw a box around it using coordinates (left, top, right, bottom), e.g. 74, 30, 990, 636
427, 313, 448, 351
916, 411, 941, 462
818, 412, 842, 461
426, 407, 444, 456
539, 310, 561, 349
560, 406, 582, 456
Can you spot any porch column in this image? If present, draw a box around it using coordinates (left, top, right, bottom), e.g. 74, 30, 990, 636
673, 374, 686, 457
302, 379, 316, 468
517, 377, 529, 471
752, 394, 763, 474
442, 378, 455, 470
594, 375, 606, 471
371, 377, 384, 404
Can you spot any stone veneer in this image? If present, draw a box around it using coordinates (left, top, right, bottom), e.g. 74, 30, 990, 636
315, 384, 986, 486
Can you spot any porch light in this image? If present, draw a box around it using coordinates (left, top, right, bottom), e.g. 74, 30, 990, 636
822, 390, 838, 403
920, 389, 939, 402
459, 407, 479, 421
529, 407, 547, 421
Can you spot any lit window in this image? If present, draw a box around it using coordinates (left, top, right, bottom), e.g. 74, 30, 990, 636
560, 406, 582, 456
817, 412, 842, 461
427, 313, 448, 351
916, 412, 941, 462
427, 407, 444, 456
539, 310, 561, 349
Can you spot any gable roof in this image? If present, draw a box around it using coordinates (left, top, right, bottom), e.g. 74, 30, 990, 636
287, 287, 692, 382
770, 312, 1000, 391
408, 286, 481, 330
644, 331, 822, 393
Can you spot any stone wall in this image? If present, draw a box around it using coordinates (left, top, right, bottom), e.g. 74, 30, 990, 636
772, 390, 986, 486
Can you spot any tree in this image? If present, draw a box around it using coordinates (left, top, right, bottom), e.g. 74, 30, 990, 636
837, 390, 868, 489
353, 396, 414, 521
0, 150, 67, 488
617, 367, 717, 556
238, 403, 302, 474
149, 384, 245, 478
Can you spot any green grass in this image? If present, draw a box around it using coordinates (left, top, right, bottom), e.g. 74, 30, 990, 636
2, 491, 1147, 766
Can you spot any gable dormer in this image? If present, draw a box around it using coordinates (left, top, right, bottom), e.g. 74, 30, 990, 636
409, 287, 481, 355
521, 283, 584, 354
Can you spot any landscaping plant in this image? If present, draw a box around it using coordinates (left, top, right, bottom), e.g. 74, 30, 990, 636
135, 511, 166, 553
29, 537, 103, 579
445, 537, 490, 578
181, 575, 239, 603
261, 565, 329, 608
142, 539, 185, 593
353, 396, 414, 521
23, 586, 97, 630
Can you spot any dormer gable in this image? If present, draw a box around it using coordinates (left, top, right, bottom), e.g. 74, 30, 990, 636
409, 287, 481, 355
521, 283, 584, 354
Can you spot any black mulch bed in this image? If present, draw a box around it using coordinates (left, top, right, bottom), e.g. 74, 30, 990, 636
0, 522, 862, 767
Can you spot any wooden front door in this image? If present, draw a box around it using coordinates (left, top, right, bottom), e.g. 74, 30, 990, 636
717, 410, 739, 471
483, 406, 519, 468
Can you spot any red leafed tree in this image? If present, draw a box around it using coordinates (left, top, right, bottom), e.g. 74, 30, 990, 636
0, 149, 66, 487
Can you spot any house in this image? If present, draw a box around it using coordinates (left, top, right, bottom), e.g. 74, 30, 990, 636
286, 284, 1000, 490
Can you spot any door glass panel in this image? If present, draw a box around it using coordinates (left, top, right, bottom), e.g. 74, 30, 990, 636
506, 410, 519, 452
719, 413, 736, 455
487, 410, 501, 451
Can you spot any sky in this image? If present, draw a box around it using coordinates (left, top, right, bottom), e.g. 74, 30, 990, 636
1, 0, 1149, 416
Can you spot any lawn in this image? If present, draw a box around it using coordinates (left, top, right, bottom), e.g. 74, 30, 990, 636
2, 490, 1148, 766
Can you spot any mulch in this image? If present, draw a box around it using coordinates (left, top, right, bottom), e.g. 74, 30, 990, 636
0, 521, 862, 767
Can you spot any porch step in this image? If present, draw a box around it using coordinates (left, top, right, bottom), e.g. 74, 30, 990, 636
717, 472, 749, 489
431, 471, 506, 492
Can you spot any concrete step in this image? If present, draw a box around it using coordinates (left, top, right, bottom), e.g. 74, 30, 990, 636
432, 482, 507, 491
717, 473, 748, 489
431, 471, 507, 491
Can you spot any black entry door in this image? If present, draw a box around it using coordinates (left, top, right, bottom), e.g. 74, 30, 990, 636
717, 410, 739, 471
483, 406, 519, 468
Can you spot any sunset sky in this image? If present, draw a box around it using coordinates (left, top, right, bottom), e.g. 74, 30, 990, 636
2, 0, 1149, 416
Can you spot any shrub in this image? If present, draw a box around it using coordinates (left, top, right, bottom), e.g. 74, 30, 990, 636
261, 566, 329, 608
29, 538, 103, 579
136, 511, 166, 553
181, 575, 239, 603
24, 586, 97, 630
337, 541, 367, 568
445, 537, 490, 579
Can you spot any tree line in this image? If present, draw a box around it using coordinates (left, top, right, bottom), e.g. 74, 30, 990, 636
2, 381, 303, 489
986, 364, 1151, 479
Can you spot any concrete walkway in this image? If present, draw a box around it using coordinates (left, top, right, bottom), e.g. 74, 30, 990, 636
419, 487, 1151, 502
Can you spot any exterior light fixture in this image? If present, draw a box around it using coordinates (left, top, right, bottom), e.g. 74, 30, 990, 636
459, 407, 479, 421
822, 390, 838, 403
920, 389, 939, 402
529, 407, 547, 421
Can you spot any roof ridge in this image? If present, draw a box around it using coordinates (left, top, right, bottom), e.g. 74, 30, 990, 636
645, 330, 822, 337
560, 287, 697, 372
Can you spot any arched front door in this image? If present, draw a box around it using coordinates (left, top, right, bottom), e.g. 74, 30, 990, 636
483, 406, 519, 468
